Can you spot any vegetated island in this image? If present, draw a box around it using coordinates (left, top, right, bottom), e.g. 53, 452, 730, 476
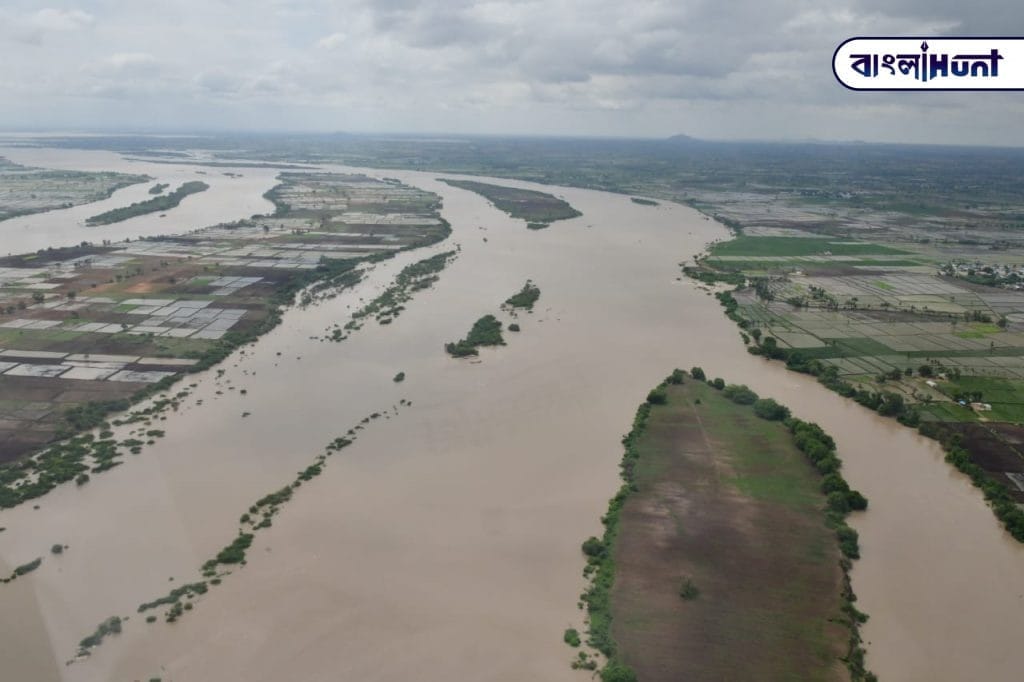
85, 181, 210, 225
503, 280, 541, 311
574, 368, 872, 682
445, 314, 504, 357
439, 178, 581, 229
148, 183, 169, 195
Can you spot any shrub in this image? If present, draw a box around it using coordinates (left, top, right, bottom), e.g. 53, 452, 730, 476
753, 398, 790, 421
668, 369, 685, 384
51, 544, 64, 555
508, 323, 521, 332
836, 526, 860, 559
646, 388, 668, 405
690, 366, 706, 381
679, 577, 699, 600
563, 628, 581, 647
827, 491, 851, 514
600, 661, 638, 682
846, 490, 868, 511
820, 474, 849, 495
722, 383, 758, 405
581, 536, 606, 558
712, 377, 725, 390
393, 371, 405, 383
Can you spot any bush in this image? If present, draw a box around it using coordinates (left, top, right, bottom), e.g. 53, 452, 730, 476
508, 323, 521, 332
690, 366, 706, 381
753, 398, 790, 421
668, 369, 685, 384
51, 544, 64, 555
600, 661, 638, 682
712, 377, 725, 390
846, 490, 868, 511
827, 491, 851, 514
836, 526, 860, 559
820, 474, 849, 495
393, 371, 405, 382
581, 536, 606, 558
722, 384, 758, 405
563, 628, 581, 647
679, 577, 699, 600
646, 388, 668, 405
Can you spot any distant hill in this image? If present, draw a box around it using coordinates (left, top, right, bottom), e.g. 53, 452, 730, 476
666, 133, 702, 144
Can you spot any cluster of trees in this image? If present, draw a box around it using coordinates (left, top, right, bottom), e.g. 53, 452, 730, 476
445, 314, 505, 357
504, 280, 541, 310
748, 338, 922, 427
785, 418, 866, 559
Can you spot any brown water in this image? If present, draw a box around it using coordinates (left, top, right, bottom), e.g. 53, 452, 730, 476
0, 153, 1022, 681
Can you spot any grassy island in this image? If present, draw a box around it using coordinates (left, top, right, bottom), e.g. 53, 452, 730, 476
86, 181, 210, 225
577, 371, 872, 682
439, 178, 581, 229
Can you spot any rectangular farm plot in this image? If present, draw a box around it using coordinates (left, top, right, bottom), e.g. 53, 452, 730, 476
108, 369, 175, 383
4, 363, 69, 378
60, 365, 119, 381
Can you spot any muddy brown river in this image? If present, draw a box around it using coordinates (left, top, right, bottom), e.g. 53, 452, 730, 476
1, 150, 1023, 681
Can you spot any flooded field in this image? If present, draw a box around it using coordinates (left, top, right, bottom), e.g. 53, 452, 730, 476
0, 151, 1023, 681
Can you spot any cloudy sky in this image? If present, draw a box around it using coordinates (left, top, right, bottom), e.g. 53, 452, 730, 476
0, 0, 1021, 145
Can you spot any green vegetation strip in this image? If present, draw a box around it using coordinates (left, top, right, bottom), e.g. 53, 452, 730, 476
710, 236, 908, 258
86, 181, 210, 225
0, 556, 42, 584
439, 178, 581, 229
577, 369, 873, 682
326, 250, 457, 341
74, 403, 408, 659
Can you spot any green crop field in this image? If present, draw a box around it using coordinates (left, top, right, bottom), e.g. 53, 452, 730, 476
710, 236, 908, 258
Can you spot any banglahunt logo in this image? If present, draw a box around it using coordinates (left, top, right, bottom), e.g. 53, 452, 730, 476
833, 37, 1024, 90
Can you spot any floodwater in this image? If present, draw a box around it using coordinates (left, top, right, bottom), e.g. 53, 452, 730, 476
0, 147, 278, 255
0, 151, 1023, 681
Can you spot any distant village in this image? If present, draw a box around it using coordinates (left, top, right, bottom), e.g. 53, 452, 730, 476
941, 261, 1024, 289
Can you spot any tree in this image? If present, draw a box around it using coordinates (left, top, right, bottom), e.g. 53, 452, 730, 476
600, 661, 638, 682
690, 366, 706, 381
646, 388, 668, 405
918, 364, 933, 378
753, 398, 790, 421
31, 292, 45, 304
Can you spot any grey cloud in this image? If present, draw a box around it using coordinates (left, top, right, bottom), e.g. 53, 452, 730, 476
0, 0, 1021, 143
